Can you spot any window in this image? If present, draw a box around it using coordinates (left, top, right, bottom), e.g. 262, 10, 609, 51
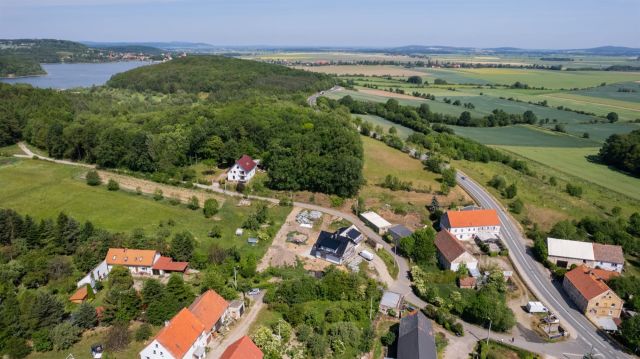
153, 350, 156, 354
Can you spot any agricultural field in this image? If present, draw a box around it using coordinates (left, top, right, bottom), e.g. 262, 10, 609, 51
0, 158, 291, 258
449, 125, 599, 147
293, 64, 426, 77
499, 146, 640, 201
356, 114, 414, 139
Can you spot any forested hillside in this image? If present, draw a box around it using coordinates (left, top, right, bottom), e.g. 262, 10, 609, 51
107, 55, 336, 100
0, 56, 361, 196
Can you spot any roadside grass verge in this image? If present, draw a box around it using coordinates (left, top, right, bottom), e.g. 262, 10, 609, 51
377, 249, 399, 279
475, 339, 541, 359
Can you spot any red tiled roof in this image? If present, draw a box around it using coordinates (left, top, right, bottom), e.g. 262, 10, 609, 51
458, 276, 476, 288
592, 243, 625, 265
155, 308, 205, 359
435, 230, 467, 262
188, 290, 229, 331
221, 336, 263, 359
564, 266, 612, 301
69, 285, 88, 302
152, 256, 188, 272
445, 209, 500, 228
236, 155, 257, 172
106, 248, 157, 267
591, 268, 620, 281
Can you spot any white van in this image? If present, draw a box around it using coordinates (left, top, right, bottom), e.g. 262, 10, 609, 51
359, 250, 374, 261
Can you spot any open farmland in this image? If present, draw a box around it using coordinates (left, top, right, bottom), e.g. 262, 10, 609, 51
449, 125, 599, 147
293, 64, 426, 77
499, 146, 640, 201
0, 158, 290, 257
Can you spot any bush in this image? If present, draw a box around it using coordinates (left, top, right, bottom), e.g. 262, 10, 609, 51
208, 225, 222, 238
330, 196, 345, 208
50, 322, 82, 350
86, 170, 101, 186
187, 195, 199, 210
32, 329, 53, 352
105, 323, 131, 352
509, 199, 524, 214
135, 323, 152, 342
107, 179, 120, 191
566, 183, 583, 197
381, 331, 396, 346
203, 198, 219, 217
503, 184, 517, 199
153, 188, 163, 201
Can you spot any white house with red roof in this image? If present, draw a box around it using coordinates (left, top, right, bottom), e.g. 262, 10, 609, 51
227, 155, 258, 183
139, 308, 208, 359
440, 208, 500, 241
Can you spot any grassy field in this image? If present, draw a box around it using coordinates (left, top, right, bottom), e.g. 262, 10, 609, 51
498, 146, 640, 201
357, 114, 414, 139
28, 323, 159, 359
293, 64, 426, 77
0, 158, 291, 257
449, 125, 599, 147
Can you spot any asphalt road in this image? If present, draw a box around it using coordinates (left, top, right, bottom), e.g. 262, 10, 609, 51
306, 85, 343, 106
456, 171, 630, 359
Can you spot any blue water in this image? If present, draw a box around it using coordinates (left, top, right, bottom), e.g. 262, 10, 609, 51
0, 61, 153, 89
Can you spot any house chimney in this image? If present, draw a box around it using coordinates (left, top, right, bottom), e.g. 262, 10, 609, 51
164, 320, 170, 327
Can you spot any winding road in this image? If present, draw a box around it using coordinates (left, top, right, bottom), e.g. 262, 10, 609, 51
13, 138, 633, 358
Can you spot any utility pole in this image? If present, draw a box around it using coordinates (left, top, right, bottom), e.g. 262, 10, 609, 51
369, 296, 373, 320
486, 318, 492, 345
233, 266, 238, 290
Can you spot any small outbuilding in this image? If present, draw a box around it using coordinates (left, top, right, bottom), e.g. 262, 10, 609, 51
526, 301, 548, 313
228, 300, 245, 320
69, 285, 92, 304
388, 224, 413, 242
360, 211, 392, 234
379, 291, 403, 316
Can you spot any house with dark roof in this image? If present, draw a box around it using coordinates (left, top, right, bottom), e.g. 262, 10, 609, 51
563, 266, 623, 321
398, 311, 437, 359
440, 208, 500, 241
388, 224, 413, 242
313, 225, 363, 265
227, 155, 258, 183
434, 230, 478, 272
547, 238, 624, 273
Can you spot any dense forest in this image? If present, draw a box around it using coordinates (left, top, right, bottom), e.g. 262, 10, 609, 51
0, 56, 362, 196
107, 55, 336, 101
598, 129, 640, 176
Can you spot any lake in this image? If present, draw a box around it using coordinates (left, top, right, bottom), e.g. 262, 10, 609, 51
0, 61, 153, 89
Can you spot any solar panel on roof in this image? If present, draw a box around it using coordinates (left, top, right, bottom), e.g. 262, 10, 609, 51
347, 228, 361, 240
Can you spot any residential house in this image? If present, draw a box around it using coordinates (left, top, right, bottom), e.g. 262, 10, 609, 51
458, 276, 476, 289
227, 155, 257, 183
220, 336, 263, 359
360, 211, 392, 234
106, 248, 161, 276
313, 226, 363, 265
379, 291, 402, 316
188, 289, 229, 334
388, 224, 413, 242
434, 230, 478, 272
139, 308, 208, 359
547, 238, 624, 273
397, 311, 438, 359
440, 209, 500, 241
563, 266, 624, 321
76, 259, 110, 289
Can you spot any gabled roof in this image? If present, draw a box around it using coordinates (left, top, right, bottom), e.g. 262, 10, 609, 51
235, 155, 257, 172
69, 285, 89, 302
106, 248, 158, 267
547, 238, 594, 261
316, 230, 351, 258
152, 256, 189, 272
443, 209, 500, 228
220, 336, 263, 359
593, 243, 625, 265
188, 290, 229, 330
389, 224, 413, 239
458, 276, 476, 288
564, 266, 615, 301
434, 230, 468, 263
338, 225, 363, 242
398, 311, 437, 359
155, 308, 205, 359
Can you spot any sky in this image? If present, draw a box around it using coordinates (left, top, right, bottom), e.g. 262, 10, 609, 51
1, 0, 639, 48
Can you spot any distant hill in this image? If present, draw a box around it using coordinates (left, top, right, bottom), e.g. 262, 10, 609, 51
94, 45, 163, 55
81, 41, 214, 51
384, 45, 640, 56
107, 55, 335, 100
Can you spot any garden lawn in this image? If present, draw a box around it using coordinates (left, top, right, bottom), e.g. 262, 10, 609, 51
0, 159, 291, 258
498, 146, 640, 201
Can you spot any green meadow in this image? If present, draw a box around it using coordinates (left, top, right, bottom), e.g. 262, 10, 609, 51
0, 158, 291, 257
449, 125, 599, 147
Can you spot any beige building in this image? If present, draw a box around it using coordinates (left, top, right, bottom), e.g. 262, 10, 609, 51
434, 230, 478, 272
563, 266, 623, 321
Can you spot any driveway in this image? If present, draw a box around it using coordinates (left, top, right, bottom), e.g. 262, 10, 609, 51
206, 292, 265, 358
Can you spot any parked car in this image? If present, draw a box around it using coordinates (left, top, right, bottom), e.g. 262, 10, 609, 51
248, 288, 260, 296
